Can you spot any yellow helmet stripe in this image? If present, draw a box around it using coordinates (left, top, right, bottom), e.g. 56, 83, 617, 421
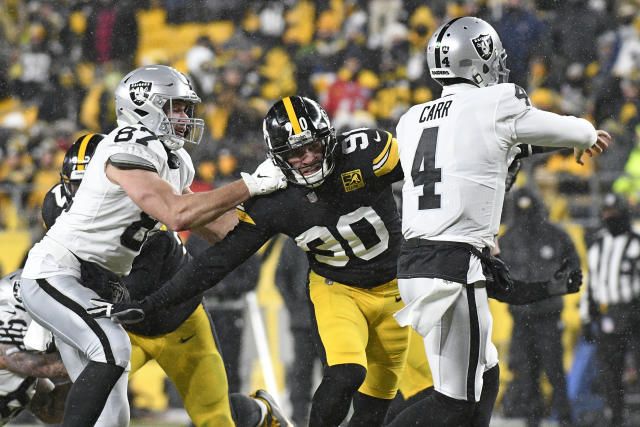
282, 97, 302, 135
76, 134, 95, 171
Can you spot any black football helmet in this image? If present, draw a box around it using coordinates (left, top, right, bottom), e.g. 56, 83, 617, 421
61, 133, 104, 198
262, 96, 337, 187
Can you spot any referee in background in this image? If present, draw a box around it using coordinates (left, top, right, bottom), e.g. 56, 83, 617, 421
580, 193, 640, 426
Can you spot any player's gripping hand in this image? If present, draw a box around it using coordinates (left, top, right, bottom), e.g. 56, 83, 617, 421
575, 129, 611, 165
241, 158, 288, 196
86, 298, 145, 324
565, 269, 583, 294
547, 258, 583, 296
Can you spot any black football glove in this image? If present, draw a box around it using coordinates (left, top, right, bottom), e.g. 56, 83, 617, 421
566, 269, 583, 294
86, 298, 145, 324
547, 258, 583, 296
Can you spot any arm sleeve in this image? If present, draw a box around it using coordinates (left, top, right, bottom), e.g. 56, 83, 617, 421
488, 278, 552, 305
514, 109, 596, 150
141, 222, 271, 310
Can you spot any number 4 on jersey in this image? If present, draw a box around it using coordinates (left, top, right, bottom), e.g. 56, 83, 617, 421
411, 127, 442, 210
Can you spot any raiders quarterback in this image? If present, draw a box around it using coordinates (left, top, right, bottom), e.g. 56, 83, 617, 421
0, 270, 70, 425
19, 64, 287, 426
388, 17, 610, 426
95, 96, 410, 427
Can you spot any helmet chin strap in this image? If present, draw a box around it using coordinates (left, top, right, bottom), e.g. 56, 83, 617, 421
159, 134, 184, 151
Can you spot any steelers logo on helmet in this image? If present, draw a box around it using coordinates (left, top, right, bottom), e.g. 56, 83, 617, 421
12, 279, 22, 304
129, 81, 152, 106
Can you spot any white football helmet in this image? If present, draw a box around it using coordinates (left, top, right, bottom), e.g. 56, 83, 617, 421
114, 65, 205, 150
426, 16, 509, 87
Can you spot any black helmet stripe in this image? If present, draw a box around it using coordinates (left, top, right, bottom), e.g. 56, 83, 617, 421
282, 96, 303, 135
435, 17, 462, 68
76, 133, 96, 172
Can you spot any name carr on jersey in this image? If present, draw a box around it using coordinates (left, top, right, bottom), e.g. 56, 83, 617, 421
419, 100, 453, 123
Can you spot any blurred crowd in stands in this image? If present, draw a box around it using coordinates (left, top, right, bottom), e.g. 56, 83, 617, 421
4, 0, 640, 424
0, 0, 639, 234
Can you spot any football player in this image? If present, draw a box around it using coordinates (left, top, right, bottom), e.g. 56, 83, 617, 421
389, 16, 610, 426
92, 96, 410, 427
43, 133, 291, 427
19, 64, 287, 426
0, 270, 70, 425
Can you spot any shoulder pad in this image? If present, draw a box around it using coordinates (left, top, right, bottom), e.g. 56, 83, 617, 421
109, 152, 157, 172
497, 83, 531, 118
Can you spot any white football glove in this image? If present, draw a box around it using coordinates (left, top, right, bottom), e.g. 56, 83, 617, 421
241, 158, 288, 196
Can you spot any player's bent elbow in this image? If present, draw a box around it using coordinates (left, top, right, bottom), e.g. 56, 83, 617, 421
163, 214, 191, 232
163, 206, 203, 231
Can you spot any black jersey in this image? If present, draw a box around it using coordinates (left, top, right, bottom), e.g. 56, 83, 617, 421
237, 128, 403, 287
148, 128, 404, 310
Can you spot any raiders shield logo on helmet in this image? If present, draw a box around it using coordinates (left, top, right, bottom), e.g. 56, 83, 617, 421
472, 34, 493, 60
129, 81, 152, 106
12, 278, 22, 304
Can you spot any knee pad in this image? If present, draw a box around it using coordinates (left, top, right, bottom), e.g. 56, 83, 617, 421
323, 363, 367, 393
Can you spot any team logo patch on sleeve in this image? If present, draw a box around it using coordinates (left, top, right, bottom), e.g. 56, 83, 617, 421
472, 34, 493, 60
341, 169, 364, 192
130, 81, 152, 106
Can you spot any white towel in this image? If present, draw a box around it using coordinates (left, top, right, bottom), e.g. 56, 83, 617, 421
24, 321, 53, 352
394, 279, 463, 337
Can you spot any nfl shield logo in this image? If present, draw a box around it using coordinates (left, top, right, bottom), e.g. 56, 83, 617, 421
472, 34, 493, 60
130, 81, 152, 106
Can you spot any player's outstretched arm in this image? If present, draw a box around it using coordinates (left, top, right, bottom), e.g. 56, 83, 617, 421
514, 107, 610, 159
487, 259, 583, 304
106, 158, 286, 231
0, 344, 68, 380
88, 221, 271, 322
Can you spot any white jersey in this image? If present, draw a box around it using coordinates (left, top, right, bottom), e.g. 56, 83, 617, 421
396, 82, 596, 249
23, 124, 195, 278
0, 270, 38, 424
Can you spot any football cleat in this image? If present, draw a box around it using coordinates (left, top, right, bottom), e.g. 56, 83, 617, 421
251, 389, 294, 427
